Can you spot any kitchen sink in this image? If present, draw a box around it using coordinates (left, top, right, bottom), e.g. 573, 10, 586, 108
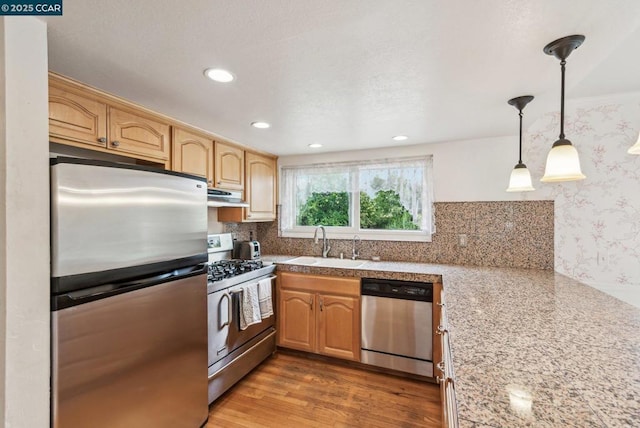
282, 256, 366, 269
282, 256, 320, 266
316, 258, 366, 268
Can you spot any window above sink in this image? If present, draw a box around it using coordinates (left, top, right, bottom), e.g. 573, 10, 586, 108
279, 157, 434, 242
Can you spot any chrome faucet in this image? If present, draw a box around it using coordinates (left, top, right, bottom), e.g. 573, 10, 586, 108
352, 235, 361, 260
313, 225, 331, 258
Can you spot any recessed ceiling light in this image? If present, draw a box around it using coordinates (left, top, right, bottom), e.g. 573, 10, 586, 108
251, 121, 270, 129
308, 143, 323, 148
392, 135, 408, 141
204, 68, 235, 83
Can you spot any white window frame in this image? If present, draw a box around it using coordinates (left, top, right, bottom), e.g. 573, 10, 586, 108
279, 156, 434, 242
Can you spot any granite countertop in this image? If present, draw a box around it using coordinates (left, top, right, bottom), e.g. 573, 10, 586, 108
264, 254, 640, 428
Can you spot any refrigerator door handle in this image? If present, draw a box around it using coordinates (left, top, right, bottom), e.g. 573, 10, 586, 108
53, 264, 207, 310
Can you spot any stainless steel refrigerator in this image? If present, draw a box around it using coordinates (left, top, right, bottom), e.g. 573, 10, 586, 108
50, 157, 209, 428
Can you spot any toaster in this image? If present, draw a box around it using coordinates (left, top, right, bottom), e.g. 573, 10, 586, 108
233, 240, 261, 260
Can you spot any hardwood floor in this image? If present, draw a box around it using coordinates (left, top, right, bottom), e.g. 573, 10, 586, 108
207, 352, 442, 427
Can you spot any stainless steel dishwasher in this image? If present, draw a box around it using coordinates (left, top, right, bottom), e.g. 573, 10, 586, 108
361, 278, 433, 377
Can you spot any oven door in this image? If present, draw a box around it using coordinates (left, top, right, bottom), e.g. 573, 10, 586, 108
226, 281, 275, 352
208, 288, 232, 368
207, 277, 275, 367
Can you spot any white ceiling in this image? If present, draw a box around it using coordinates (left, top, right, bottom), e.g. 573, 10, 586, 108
44, 1, 640, 156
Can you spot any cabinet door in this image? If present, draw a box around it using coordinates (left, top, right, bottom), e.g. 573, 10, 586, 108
49, 86, 108, 148
215, 141, 244, 190
317, 294, 360, 361
440, 329, 458, 427
172, 127, 214, 187
108, 107, 170, 161
278, 289, 315, 352
432, 282, 443, 375
244, 152, 276, 221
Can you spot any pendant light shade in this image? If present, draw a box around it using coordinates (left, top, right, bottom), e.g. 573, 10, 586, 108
507, 164, 535, 192
506, 95, 535, 192
541, 35, 586, 183
628, 132, 640, 155
541, 140, 585, 181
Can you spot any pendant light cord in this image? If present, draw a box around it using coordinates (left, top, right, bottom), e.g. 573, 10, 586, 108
518, 110, 523, 164
560, 59, 566, 139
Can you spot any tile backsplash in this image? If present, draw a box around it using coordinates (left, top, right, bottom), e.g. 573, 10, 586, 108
249, 200, 553, 269
222, 221, 258, 242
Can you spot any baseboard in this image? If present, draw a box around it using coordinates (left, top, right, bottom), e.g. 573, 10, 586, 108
276, 347, 437, 384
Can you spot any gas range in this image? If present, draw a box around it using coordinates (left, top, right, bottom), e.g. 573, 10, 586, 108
207, 259, 264, 282
206, 233, 275, 294
206, 261, 276, 294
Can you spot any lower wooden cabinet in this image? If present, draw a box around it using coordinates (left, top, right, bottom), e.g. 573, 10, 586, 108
435, 284, 459, 428
279, 289, 315, 352
317, 294, 360, 360
278, 272, 360, 361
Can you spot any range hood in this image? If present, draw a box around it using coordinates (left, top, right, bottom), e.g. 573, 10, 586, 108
207, 188, 249, 208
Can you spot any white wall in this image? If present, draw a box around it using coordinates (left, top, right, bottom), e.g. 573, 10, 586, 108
523, 92, 640, 308
0, 17, 50, 427
279, 93, 640, 308
207, 208, 225, 233
278, 134, 552, 202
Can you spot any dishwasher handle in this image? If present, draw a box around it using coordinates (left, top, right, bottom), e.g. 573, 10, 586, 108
361, 278, 433, 302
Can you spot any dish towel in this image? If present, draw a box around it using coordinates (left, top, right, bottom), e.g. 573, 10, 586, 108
257, 277, 274, 319
239, 282, 261, 331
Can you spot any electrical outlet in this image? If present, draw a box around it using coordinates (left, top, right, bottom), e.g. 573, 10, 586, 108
597, 250, 609, 266
458, 234, 468, 247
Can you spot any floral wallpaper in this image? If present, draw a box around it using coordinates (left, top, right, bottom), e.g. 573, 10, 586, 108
522, 94, 640, 307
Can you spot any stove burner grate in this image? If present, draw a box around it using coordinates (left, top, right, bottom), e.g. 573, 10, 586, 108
207, 259, 264, 282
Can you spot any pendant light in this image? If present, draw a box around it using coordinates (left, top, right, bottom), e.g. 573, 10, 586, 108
628, 132, 640, 154
541, 35, 586, 182
506, 95, 535, 192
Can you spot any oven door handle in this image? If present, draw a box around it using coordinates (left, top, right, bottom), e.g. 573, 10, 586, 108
219, 292, 233, 328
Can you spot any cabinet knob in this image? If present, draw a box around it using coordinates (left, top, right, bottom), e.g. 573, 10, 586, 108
436, 376, 454, 387
217, 181, 221, 185
97, 137, 107, 143
111, 140, 120, 147
247, 214, 252, 218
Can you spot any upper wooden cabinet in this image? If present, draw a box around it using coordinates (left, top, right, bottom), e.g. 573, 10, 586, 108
107, 107, 170, 161
214, 141, 244, 190
218, 151, 277, 222
171, 127, 214, 187
48, 74, 171, 165
48, 73, 277, 178
278, 272, 360, 361
245, 152, 277, 221
49, 85, 108, 149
